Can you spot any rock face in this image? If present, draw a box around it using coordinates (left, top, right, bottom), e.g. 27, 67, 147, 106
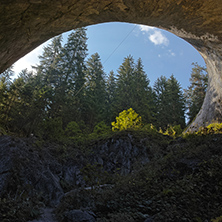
1, 0, 222, 130
0, 134, 152, 206
0, 136, 64, 206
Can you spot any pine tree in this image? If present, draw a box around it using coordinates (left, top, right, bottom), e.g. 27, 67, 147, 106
84, 53, 107, 129
114, 55, 155, 124
105, 70, 116, 123
134, 58, 156, 123
184, 63, 208, 124
154, 76, 170, 128
62, 28, 88, 94
167, 74, 186, 128
114, 55, 135, 113
154, 75, 185, 129
61, 28, 88, 124
34, 35, 64, 118
0, 66, 14, 128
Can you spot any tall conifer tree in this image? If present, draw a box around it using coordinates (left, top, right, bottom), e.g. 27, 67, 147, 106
154, 75, 185, 129
184, 63, 208, 124
84, 53, 107, 128
62, 28, 88, 124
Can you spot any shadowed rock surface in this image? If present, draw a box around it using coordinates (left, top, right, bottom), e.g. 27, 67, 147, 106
0, 133, 153, 206
0, 131, 222, 221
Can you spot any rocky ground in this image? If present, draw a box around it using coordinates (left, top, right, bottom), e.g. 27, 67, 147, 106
0, 130, 222, 222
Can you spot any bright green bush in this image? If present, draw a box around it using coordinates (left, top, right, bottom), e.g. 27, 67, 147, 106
93, 121, 111, 135
65, 121, 82, 137
111, 108, 142, 131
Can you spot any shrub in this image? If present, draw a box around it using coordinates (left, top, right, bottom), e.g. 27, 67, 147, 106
172, 124, 183, 135
186, 123, 222, 137
93, 121, 111, 135
41, 117, 64, 140
65, 121, 82, 137
111, 108, 142, 131
142, 123, 157, 133
160, 125, 183, 137
206, 123, 222, 134
0, 126, 6, 135
163, 125, 176, 137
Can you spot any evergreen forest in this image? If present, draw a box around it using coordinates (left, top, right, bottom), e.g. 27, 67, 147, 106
0, 28, 208, 138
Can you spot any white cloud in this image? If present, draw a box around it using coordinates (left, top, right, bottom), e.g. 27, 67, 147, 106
139, 25, 169, 46
149, 30, 169, 46
139, 25, 155, 32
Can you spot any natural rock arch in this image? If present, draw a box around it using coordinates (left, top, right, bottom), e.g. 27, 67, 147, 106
1, 0, 222, 131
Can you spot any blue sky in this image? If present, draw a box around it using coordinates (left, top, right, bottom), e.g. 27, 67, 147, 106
13, 22, 206, 89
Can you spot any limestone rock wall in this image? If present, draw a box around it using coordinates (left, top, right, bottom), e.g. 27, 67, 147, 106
0, 134, 153, 206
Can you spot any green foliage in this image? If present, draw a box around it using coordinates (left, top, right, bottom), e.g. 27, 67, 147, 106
196, 123, 222, 135
111, 108, 142, 131
0, 29, 198, 139
93, 121, 111, 135
163, 125, 183, 137
0, 197, 41, 222
84, 53, 107, 129
0, 184, 42, 222
142, 123, 157, 133
154, 75, 186, 129
113, 56, 155, 124
172, 124, 183, 135
184, 123, 222, 138
164, 125, 176, 137
65, 121, 82, 137
41, 117, 64, 140
184, 63, 208, 124
0, 126, 7, 135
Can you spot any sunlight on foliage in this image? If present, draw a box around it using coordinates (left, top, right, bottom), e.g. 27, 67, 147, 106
142, 123, 157, 133
204, 123, 222, 134
163, 125, 183, 137
184, 123, 222, 138
111, 108, 142, 131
